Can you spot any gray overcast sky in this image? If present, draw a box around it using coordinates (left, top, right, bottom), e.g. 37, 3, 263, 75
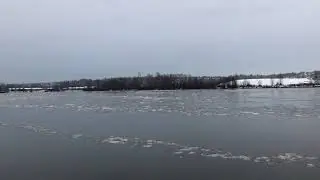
1, 0, 320, 83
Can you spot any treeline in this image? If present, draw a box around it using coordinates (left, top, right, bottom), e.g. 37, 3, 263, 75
5, 73, 235, 91
67, 74, 231, 91
0, 84, 9, 93
234, 71, 316, 80
4, 71, 320, 91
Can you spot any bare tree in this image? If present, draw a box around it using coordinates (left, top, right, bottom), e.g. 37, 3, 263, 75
270, 78, 274, 87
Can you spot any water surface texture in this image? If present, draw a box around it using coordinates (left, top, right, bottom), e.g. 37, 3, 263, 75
1, 89, 320, 180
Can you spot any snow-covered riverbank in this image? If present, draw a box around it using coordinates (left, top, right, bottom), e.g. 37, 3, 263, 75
236, 78, 315, 87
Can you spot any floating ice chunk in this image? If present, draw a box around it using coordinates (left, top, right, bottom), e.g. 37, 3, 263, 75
305, 157, 318, 160
65, 104, 75, 107
101, 106, 113, 111
231, 155, 251, 161
22, 125, 38, 132
174, 151, 183, 155
254, 156, 270, 163
101, 137, 128, 144
215, 113, 228, 116
39, 128, 57, 135
276, 153, 303, 161
167, 142, 179, 146
203, 112, 212, 116
0, 121, 7, 126
179, 147, 199, 152
143, 144, 153, 148
266, 111, 275, 114
205, 153, 225, 158
307, 163, 315, 168
154, 140, 164, 144
188, 152, 196, 155
72, 134, 83, 139
200, 148, 211, 152
240, 111, 260, 115
146, 140, 153, 144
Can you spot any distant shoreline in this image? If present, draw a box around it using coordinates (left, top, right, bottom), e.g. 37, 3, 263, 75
3, 84, 320, 94
2, 71, 320, 92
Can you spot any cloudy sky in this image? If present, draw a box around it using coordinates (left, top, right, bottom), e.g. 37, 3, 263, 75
1, 0, 320, 82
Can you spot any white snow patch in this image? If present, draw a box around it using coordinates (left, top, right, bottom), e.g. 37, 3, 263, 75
236, 78, 314, 86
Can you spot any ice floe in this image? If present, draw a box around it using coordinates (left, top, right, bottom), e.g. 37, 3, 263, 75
240, 111, 260, 115
307, 163, 315, 168
72, 134, 83, 139
276, 153, 303, 161
254, 156, 271, 163
0, 121, 7, 126
101, 137, 128, 144
143, 144, 153, 148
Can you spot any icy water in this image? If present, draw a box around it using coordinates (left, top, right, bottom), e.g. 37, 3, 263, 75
1, 89, 320, 180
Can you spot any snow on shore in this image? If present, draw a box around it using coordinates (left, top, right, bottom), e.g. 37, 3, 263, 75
236, 78, 314, 86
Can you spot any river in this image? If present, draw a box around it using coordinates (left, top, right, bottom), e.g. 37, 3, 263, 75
1, 89, 320, 179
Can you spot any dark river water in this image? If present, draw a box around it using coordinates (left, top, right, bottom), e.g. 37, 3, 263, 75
1, 89, 320, 180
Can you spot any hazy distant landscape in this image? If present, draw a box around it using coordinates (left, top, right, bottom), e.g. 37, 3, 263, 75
1, 71, 320, 93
